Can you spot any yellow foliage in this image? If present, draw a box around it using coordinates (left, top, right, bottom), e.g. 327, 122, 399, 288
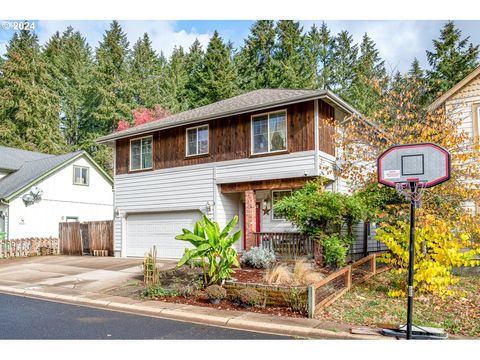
377, 216, 480, 297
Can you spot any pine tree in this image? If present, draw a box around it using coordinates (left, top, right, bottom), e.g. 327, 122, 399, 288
304, 23, 335, 89
88, 21, 135, 134
0, 30, 65, 154
331, 30, 358, 96
130, 33, 164, 109
272, 20, 309, 88
194, 31, 238, 106
43, 26, 93, 147
184, 39, 205, 108
162, 46, 189, 113
426, 21, 479, 100
235, 20, 276, 91
345, 33, 386, 115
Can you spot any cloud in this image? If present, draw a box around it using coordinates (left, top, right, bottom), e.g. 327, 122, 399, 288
7, 20, 212, 59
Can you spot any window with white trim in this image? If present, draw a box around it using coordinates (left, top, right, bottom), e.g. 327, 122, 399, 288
130, 136, 153, 171
73, 166, 89, 185
271, 190, 292, 220
252, 111, 287, 154
186, 125, 209, 156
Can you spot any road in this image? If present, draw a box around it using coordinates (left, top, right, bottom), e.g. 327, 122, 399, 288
0, 293, 290, 340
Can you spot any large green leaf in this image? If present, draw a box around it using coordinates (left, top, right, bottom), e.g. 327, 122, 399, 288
220, 215, 238, 238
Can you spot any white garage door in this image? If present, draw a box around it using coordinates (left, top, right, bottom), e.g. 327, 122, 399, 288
126, 211, 202, 258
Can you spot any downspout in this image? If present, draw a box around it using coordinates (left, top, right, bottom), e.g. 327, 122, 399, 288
314, 99, 320, 177
212, 165, 218, 222
0, 199, 9, 240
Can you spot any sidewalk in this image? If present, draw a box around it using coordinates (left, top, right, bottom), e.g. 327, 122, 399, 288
0, 284, 386, 340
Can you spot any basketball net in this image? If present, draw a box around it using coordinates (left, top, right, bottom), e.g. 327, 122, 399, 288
395, 180, 427, 208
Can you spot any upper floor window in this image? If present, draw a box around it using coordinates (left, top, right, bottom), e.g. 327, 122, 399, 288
252, 111, 287, 154
130, 136, 153, 171
73, 166, 89, 186
186, 125, 209, 156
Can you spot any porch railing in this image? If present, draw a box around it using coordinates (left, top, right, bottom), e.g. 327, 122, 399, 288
254, 232, 314, 257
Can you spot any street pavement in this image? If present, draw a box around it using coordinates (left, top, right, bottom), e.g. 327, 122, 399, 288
0, 293, 290, 340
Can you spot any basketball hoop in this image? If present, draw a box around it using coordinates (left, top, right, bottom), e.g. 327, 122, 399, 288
377, 143, 451, 340
395, 180, 428, 208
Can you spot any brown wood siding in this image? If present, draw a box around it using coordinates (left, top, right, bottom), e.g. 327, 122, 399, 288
115, 99, 335, 175
318, 100, 336, 156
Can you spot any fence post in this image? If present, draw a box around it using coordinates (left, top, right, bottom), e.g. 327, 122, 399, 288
371, 253, 377, 274
307, 285, 315, 319
346, 265, 352, 290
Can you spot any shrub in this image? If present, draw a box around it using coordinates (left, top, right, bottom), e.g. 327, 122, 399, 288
376, 215, 480, 297
205, 285, 227, 300
264, 259, 323, 286
283, 288, 308, 313
236, 288, 262, 307
240, 247, 276, 269
141, 285, 178, 299
322, 234, 350, 268
175, 215, 241, 286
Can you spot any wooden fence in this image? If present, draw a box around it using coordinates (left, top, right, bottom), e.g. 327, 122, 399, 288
307, 253, 388, 318
0, 238, 59, 259
59, 220, 113, 256
255, 232, 314, 257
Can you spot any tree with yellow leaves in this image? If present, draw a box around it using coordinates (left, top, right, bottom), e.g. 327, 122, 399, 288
336, 71, 480, 296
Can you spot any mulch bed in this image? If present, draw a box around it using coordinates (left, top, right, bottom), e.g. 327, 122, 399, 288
155, 291, 305, 318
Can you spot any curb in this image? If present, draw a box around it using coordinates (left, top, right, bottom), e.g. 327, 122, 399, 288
0, 286, 384, 340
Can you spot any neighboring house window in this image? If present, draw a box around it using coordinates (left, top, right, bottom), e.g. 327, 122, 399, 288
66, 216, 79, 222
130, 136, 153, 171
271, 190, 292, 220
252, 111, 287, 154
73, 166, 89, 185
186, 125, 209, 156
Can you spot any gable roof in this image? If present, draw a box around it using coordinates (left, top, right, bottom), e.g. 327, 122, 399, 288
0, 146, 52, 171
427, 66, 480, 111
97, 88, 359, 144
0, 148, 113, 201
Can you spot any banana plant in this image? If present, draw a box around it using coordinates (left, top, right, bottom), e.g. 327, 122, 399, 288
175, 215, 241, 286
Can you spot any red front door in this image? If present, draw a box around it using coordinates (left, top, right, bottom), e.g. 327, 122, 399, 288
243, 202, 261, 249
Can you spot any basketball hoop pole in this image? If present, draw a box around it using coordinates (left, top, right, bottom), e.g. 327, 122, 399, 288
406, 181, 417, 340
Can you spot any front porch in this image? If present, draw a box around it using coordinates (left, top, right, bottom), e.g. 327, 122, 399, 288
220, 177, 317, 254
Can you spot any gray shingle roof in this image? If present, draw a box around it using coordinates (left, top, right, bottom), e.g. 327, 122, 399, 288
0, 149, 83, 200
97, 88, 359, 143
0, 146, 52, 171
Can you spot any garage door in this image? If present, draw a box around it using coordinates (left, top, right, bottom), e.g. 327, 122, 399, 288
126, 211, 202, 258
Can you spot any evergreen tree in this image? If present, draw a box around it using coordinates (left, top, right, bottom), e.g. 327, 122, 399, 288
426, 21, 479, 100
345, 33, 386, 115
272, 20, 309, 88
0, 30, 65, 154
162, 46, 189, 113
43, 27, 93, 147
184, 39, 205, 108
130, 33, 164, 109
305, 23, 335, 89
235, 20, 276, 91
194, 31, 238, 106
331, 30, 358, 96
88, 21, 135, 134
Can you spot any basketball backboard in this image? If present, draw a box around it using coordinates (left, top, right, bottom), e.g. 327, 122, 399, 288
377, 143, 451, 188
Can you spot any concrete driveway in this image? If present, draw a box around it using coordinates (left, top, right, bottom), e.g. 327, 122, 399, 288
0, 256, 175, 295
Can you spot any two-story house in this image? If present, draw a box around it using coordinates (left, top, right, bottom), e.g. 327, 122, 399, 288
0, 146, 114, 240
427, 65, 480, 213
97, 89, 359, 258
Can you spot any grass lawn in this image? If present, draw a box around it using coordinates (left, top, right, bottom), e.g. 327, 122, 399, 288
317, 271, 480, 337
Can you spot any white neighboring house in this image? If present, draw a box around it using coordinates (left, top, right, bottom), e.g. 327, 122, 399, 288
428, 65, 480, 213
0, 146, 114, 240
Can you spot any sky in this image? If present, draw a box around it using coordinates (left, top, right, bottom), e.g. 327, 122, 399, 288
1, 19, 480, 73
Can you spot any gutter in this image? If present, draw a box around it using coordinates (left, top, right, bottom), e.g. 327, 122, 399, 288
97, 91, 361, 144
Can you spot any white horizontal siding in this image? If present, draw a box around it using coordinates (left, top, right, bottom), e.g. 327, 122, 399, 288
115, 167, 214, 212
114, 216, 122, 255
215, 151, 316, 183
215, 187, 242, 251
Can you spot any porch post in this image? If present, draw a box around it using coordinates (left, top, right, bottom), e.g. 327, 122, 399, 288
244, 189, 257, 250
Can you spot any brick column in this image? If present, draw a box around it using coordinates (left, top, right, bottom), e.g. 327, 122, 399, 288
244, 189, 257, 250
